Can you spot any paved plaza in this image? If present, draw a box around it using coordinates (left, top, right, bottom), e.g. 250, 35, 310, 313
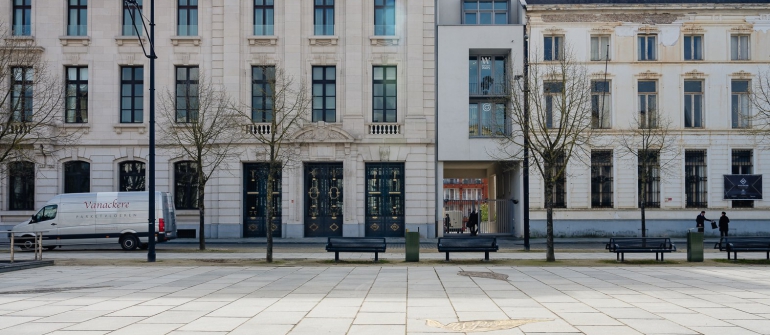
1, 263, 770, 335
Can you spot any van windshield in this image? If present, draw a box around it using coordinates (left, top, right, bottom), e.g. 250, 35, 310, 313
33, 205, 58, 222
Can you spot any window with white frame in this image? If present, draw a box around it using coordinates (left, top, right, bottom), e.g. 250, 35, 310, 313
684, 35, 703, 60
591, 80, 610, 129
684, 80, 703, 128
462, 188, 483, 200
732, 80, 750, 128
463, 0, 508, 25
637, 34, 657, 61
731, 35, 750, 60
590, 35, 610, 61
544, 35, 563, 61
444, 188, 459, 200
544, 81, 563, 129
638, 80, 657, 128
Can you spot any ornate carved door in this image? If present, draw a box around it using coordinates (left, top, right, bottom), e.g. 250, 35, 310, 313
365, 163, 405, 237
304, 163, 344, 237
243, 163, 282, 238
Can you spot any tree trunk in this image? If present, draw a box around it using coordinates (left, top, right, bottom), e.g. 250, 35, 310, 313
198, 189, 206, 250
543, 175, 555, 262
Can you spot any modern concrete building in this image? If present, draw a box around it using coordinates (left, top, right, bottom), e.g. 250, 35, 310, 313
525, 0, 770, 237
0, 0, 436, 239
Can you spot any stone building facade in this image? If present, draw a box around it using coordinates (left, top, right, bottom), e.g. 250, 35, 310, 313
0, 0, 436, 239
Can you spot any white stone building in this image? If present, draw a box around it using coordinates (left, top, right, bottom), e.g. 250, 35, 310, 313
524, 0, 770, 237
0, 0, 436, 239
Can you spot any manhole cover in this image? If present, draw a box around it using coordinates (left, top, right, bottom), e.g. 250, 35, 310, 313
426, 319, 550, 332
458, 271, 509, 281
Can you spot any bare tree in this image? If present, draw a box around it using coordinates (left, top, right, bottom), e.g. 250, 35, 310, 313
0, 25, 78, 175
750, 67, 770, 140
618, 109, 679, 237
238, 65, 310, 263
158, 71, 243, 250
502, 48, 593, 261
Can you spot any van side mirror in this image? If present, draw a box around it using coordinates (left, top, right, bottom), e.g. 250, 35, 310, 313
30, 215, 37, 223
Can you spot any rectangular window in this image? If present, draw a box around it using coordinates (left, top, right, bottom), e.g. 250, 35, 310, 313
312, 66, 336, 122
731, 35, 750, 60
468, 55, 507, 96
637, 150, 660, 208
178, 0, 198, 36
175, 161, 199, 209
544, 81, 563, 129
13, 0, 32, 36
11, 67, 33, 123
175, 66, 199, 123
373, 66, 397, 123
591, 80, 611, 129
67, 0, 87, 36
590, 35, 610, 61
123, 0, 143, 36
65, 66, 88, 123
683, 35, 703, 61
463, 0, 508, 25
444, 188, 459, 200
638, 35, 657, 61
685, 150, 707, 208
731, 149, 753, 208
314, 0, 334, 35
468, 102, 506, 137
252, 66, 275, 122
638, 80, 657, 128
462, 188, 483, 200
544, 35, 563, 61
120, 66, 143, 123
732, 80, 750, 129
545, 151, 566, 208
591, 150, 613, 208
374, 0, 395, 36
8, 161, 34, 210
254, 0, 274, 36
683, 80, 703, 128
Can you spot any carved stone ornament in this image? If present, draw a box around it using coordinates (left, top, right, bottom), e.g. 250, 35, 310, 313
730, 70, 752, 79
636, 70, 662, 79
544, 26, 565, 34
683, 70, 707, 79
292, 123, 355, 143
638, 26, 659, 34
682, 24, 705, 34
730, 25, 753, 33
591, 72, 614, 79
590, 26, 614, 34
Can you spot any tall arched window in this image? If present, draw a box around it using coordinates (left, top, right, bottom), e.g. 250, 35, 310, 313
119, 161, 146, 191
64, 161, 90, 193
8, 161, 34, 210
174, 161, 199, 209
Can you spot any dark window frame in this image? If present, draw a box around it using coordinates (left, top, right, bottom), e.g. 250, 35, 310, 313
374, 0, 396, 36
67, 0, 88, 36
8, 161, 34, 210
591, 150, 613, 208
373, 65, 397, 123
254, 0, 274, 36
177, 0, 198, 36
119, 161, 146, 192
63, 161, 90, 194
637, 150, 660, 208
175, 66, 199, 123
175, 161, 199, 209
731, 149, 753, 208
462, 0, 509, 25
314, 0, 334, 35
252, 66, 275, 122
468, 55, 507, 96
685, 150, 708, 208
11, 67, 33, 123
13, 0, 32, 36
312, 66, 336, 123
120, 66, 144, 123
468, 102, 506, 137
65, 66, 88, 124
123, 0, 143, 36
545, 151, 566, 209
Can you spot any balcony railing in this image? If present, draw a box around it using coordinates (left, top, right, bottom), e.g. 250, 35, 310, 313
254, 25, 274, 36
13, 25, 31, 36
368, 123, 401, 135
469, 81, 508, 96
245, 123, 272, 136
67, 25, 87, 36
177, 24, 198, 36
123, 24, 143, 36
314, 25, 334, 36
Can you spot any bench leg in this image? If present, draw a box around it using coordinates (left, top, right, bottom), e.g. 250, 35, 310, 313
661, 253, 664, 261
335, 252, 339, 262
656, 253, 659, 261
445, 252, 449, 262
767, 251, 769, 260
484, 251, 489, 261
621, 253, 624, 262
374, 252, 379, 262
728, 252, 731, 260
616, 253, 619, 261
733, 251, 737, 261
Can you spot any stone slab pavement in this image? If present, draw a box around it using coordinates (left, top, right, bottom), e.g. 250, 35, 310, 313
2, 265, 770, 335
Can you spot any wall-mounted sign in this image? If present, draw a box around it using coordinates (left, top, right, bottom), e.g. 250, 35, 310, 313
723, 174, 762, 200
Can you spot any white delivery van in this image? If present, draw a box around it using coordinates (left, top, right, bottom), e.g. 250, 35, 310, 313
12, 192, 177, 251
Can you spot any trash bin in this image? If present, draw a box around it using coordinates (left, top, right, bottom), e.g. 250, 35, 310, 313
405, 231, 420, 262
687, 229, 704, 262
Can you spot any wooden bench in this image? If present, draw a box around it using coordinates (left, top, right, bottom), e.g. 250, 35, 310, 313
713, 237, 770, 260
437, 237, 498, 261
325, 237, 387, 262
605, 237, 676, 262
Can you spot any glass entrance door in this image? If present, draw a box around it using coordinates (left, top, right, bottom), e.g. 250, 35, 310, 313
304, 163, 344, 237
365, 163, 405, 237
243, 163, 281, 237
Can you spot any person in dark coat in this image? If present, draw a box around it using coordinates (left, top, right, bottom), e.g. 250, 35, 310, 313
468, 209, 479, 236
696, 211, 711, 233
444, 214, 451, 234
718, 212, 730, 237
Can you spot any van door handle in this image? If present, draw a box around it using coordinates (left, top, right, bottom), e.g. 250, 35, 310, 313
50, 223, 57, 226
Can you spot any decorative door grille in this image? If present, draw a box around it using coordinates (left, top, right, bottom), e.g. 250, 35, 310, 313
243, 163, 282, 237
365, 163, 405, 237
304, 163, 344, 237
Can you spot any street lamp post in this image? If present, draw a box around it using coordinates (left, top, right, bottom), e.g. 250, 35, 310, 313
522, 28, 531, 251
124, 0, 157, 262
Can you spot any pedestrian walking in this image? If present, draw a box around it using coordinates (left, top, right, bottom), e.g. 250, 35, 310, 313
719, 211, 730, 237
444, 213, 451, 234
696, 211, 712, 233
468, 209, 479, 236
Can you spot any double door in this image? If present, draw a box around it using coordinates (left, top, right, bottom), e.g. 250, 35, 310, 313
365, 163, 405, 237
243, 163, 282, 238
304, 163, 344, 237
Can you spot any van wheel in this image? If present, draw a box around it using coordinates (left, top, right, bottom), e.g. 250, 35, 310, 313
139, 243, 149, 250
15, 238, 35, 251
119, 234, 139, 251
